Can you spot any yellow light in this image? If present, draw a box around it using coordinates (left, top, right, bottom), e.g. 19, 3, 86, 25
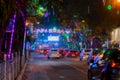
118, 0, 120, 2
26, 22, 29, 26
82, 20, 85, 23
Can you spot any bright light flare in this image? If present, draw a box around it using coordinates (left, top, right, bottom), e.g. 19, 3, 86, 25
48, 36, 59, 41
26, 21, 29, 26
118, 0, 120, 2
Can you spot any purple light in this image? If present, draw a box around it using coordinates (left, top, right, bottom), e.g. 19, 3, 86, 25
8, 54, 10, 59
8, 12, 16, 59
44, 12, 49, 17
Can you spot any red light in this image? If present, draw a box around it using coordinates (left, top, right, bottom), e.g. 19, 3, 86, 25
110, 60, 116, 68
110, 60, 120, 68
92, 55, 96, 58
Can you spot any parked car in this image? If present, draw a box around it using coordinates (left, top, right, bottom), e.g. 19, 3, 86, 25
88, 48, 120, 80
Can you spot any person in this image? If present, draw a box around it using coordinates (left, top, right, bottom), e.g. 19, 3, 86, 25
43, 50, 47, 60
80, 49, 84, 60
47, 50, 51, 59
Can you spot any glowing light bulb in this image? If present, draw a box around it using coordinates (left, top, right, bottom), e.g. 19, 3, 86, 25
118, 0, 120, 2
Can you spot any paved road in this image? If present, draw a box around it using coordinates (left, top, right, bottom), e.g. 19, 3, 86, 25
21, 53, 88, 80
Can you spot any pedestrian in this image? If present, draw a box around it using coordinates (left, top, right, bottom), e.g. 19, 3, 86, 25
47, 50, 50, 59
80, 49, 84, 61
43, 50, 47, 60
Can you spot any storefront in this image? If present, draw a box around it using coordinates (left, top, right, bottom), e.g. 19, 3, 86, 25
111, 27, 120, 48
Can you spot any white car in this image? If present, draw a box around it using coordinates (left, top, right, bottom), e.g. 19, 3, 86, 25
48, 49, 62, 59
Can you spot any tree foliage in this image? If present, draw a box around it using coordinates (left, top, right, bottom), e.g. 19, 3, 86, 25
0, 0, 29, 52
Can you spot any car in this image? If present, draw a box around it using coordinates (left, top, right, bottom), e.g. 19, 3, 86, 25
58, 49, 65, 57
40, 49, 47, 54
48, 49, 62, 59
100, 49, 120, 80
88, 48, 120, 80
63, 49, 70, 57
67, 50, 79, 57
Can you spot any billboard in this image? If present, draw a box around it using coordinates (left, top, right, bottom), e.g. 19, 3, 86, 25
48, 36, 59, 41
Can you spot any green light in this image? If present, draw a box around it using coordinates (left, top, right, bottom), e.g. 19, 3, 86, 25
63, 34, 69, 39
107, 4, 112, 11
82, 25, 86, 30
38, 5, 43, 10
102, 50, 105, 54
73, 15, 78, 18
36, 9, 44, 16
38, 5, 46, 11
36, 4, 46, 16
107, 52, 111, 55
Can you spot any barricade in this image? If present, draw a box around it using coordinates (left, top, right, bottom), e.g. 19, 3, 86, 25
0, 51, 28, 80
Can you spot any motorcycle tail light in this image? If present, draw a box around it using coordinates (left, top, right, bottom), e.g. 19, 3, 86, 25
110, 60, 120, 68
110, 60, 116, 68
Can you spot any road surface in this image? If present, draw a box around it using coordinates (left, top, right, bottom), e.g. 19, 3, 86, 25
21, 53, 88, 80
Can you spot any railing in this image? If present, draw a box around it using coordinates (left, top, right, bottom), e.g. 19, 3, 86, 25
0, 51, 29, 80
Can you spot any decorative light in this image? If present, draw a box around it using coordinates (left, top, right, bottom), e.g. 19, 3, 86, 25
118, 0, 120, 2
53, 27, 57, 32
8, 12, 16, 58
26, 21, 29, 26
82, 20, 85, 23
36, 5, 46, 17
107, 4, 112, 11
44, 12, 49, 17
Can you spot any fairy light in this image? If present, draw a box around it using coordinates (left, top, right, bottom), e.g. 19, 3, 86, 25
8, 12, 16, 58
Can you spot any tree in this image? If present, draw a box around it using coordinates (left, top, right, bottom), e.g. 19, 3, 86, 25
0, 0, 29, 58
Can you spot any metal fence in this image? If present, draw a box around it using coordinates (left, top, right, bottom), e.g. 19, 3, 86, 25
0, 51, 27, 80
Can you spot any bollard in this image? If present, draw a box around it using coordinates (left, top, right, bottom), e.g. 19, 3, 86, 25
9, 65, 11, 80
12, 54, 15, 80
15, 52, 17, 78
18, 52, 20, 71
4, 54, 7, 80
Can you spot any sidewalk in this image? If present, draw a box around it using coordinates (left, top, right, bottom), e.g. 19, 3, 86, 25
16, 53, 50, 80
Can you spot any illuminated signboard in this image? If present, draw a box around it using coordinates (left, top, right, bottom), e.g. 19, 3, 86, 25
48, 36, 59, 41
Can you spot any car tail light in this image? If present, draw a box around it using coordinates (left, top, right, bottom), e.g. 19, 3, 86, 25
76, 52, 78, 54
92, 55, 96, 58
110, 60, 116, 68
110, 60, 120, 68
71, 54, 75, 56
76, 52, 79, 56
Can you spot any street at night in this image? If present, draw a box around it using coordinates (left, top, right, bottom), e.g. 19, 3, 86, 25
21, 53, 88, 80
0, 0, 120, 80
